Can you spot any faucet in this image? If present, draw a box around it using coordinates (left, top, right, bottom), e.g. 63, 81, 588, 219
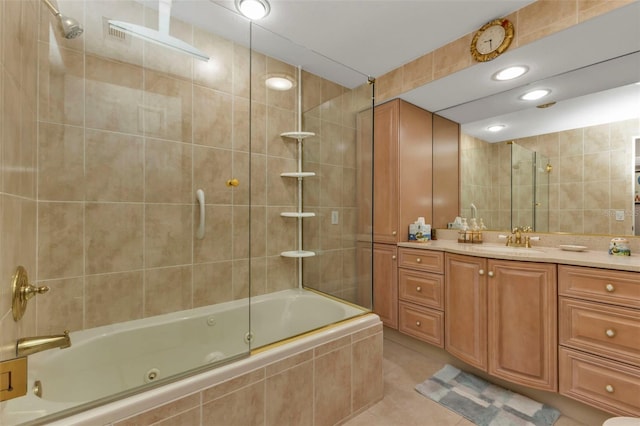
470, 203, 477, 219
505, 226, 534, 248
16, 330, 71, 357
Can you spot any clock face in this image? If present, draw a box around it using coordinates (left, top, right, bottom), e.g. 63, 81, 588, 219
475, 25, 506, 54
471, 18, 514, 62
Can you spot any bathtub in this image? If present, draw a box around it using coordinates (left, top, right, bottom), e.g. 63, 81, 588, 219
2, 288, 377, 426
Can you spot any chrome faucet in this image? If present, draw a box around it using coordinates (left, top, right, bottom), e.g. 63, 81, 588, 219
16, 330, 71, 357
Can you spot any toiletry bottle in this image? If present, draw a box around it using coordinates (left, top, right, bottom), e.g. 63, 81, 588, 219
458, 218, 468, 243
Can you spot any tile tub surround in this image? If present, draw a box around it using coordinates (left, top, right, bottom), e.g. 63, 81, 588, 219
400, 231, 640, 272
37, 316, 383, 426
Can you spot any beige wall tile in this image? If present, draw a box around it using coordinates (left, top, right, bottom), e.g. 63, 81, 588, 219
193, 145, 233, 205
352, 332, 383, 412
114, 393, 200, 426
266, 156, 297, 206
314, 346, 351, 426
38, 202, 84, 280
85, 271, 143, 328
144, 266, 193, 317
266, 107, 297, 159
320, 250, 343, 294
320, 164, 343, 207
266, 256, 297, 292
517, 1, 577, 47
233, 43, 251, 99
251, 52, 267, 104
375, 67, 403, 104
194, 205, 233, 263
266, 361, 313, 426
251, 154, 267, 206
85, 55, 144, 134
35, 277, 84, 334
433, 35, 473, 81
38, 0, 85, 51
202, 381, 265, 425
232, 151, 250, 206
145, 139, 192, 203
85, 129, 144, 202
143, 70, 193, 143
38, 42, 84, 126
302, 70, 322, 114
193, 28, 233, 93
85, 203, 143, 274
142, 13, 193, 81
320, 120, 343, 166
193, 261, 233, 307
193, 86, 233, 149
145, 204, 192, 268
234, 97, 251, 152
233, 206, 250, 259
266, 207, 296, 257
251, 101, 268, 155
38, 123, 85, 201
202, 368, 265, 402
402, 52, 434, 93
266, 58, 297, 112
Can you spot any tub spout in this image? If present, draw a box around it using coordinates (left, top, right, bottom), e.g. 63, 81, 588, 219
16, 330, 71, 357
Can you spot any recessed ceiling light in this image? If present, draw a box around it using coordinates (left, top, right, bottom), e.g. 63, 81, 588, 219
487, 125, 506, 132
235, 0, 270, 20
520, 89, 551, 101
265, 74, 295, 91
492, 66, 529, 81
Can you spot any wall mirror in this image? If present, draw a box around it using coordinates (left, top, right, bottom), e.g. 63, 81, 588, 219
399, 2, 640, 237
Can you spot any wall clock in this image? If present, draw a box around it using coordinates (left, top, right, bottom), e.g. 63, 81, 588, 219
470, 18, 514, 62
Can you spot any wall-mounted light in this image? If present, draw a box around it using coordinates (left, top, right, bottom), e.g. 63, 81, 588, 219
487, 124, 506, 132
492, 65, 528, 81
235, 0, 270, 20
520, 89, 551, 101
265, 74, 295, 91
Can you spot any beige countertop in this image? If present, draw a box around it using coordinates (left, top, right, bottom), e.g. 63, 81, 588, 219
398, 240, 640, 272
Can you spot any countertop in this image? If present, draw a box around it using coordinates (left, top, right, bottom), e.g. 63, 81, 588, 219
398, 240, 640, 272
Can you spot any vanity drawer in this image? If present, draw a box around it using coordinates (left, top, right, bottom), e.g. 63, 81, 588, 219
398, 268, 444, 310
559, 297, 640, 367
559, 265, 640, 309
398, 248, 444, 273
398, 302, 444, 348
559, 347, 640, 416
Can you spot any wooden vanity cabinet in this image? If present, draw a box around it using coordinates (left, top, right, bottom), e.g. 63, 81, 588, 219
558, 265, 640, 416
398, 248, 444, 347
445, 253, 558, 391
373, 243, 398, 328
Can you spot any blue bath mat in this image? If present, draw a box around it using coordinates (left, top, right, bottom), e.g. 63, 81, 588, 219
416, 364, 561, 426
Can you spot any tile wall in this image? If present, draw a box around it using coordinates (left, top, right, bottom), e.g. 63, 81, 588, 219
461, 118, 639, 235
0, 0, 370, 363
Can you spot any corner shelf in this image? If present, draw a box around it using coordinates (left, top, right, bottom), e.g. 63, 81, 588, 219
281, 212, 316, 218
280, 250, 316, 258
280, 127, 316, 264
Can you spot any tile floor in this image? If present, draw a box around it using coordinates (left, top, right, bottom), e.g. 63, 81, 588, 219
343, 337, 591, 426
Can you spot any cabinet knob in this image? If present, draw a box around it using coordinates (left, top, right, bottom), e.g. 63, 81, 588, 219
392, 231, 397, 236
605, 384, 614, 393
488, 271, 494, 277
479, 269, 485, 276
416, 258, 422, 263
392, 255, 397, 260
605, 284, 615, 293
416, 286, 422, 292
416, 321, 421, 327
605, 329, 616, 338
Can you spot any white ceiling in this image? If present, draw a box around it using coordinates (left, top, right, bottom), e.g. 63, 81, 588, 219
168, 0, 640, 141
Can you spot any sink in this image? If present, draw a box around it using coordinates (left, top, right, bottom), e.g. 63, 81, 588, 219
471, 246, 546, 255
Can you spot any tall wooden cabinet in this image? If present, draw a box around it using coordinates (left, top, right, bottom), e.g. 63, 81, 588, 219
373, 99, 433, 328
445, 253, 558, 392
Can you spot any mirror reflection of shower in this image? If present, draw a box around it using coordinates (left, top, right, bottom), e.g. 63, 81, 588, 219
510, 142, 550, 232
42, 0, 84, 39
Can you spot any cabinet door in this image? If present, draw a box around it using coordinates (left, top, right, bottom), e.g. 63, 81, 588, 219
445, 253, 488, 370
373, 243, 398, 329
373, 101, 399, 244
487, 260, 557, 391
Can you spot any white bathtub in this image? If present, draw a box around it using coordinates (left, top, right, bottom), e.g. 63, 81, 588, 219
2, 289, 373, 425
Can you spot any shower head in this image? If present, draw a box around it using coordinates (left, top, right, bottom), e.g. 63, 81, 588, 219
42, 0, 84, 39
59, 14, 83, 39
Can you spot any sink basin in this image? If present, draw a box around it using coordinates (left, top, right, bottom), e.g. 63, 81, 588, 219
471, 246, 546, 255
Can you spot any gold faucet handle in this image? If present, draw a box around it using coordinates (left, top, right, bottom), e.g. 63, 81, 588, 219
23, 285, 50, 301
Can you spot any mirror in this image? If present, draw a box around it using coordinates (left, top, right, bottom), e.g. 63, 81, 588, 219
400, 2, 640, 236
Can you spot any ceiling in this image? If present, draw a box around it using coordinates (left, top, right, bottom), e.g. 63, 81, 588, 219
169, 0, 640, 141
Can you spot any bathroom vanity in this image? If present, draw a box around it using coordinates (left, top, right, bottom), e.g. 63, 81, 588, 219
383, 240, 640, 417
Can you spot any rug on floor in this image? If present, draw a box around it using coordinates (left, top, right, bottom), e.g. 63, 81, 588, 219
415, 364, 561, 426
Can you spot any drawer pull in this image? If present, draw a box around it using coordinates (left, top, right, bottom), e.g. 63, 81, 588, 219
392, 255, 397, 260
479, 269, 485, 276
488, 271, 494, 277
416, 286, 422, 292
392, 231, 397, 236
605, 384, 614, 393
416, 321, 421, 327
605, 329, 616, 338
605, 284, 615, 293
416, 258, 422, 263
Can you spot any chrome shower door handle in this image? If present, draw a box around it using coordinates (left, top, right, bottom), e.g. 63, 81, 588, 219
196, 189, 205, 240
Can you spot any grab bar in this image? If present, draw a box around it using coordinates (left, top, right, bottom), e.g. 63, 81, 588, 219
196, 189, 205, 239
